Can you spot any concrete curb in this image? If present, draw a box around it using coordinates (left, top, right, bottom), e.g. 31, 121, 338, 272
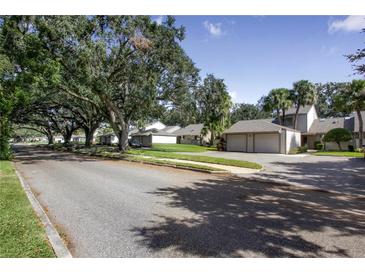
14, 167, 72, 258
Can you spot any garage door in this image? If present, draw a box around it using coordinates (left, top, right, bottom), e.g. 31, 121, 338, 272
254, 133, 279, 153
226, 134, 246, 152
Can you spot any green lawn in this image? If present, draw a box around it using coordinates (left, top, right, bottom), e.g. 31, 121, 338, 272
0, 161, 55, 258
150, 143, 215, 153
313, 151, 364, 158
127, 149, 262, 169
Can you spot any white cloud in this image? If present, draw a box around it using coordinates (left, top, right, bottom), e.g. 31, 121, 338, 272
154, 16, 164, 25
328, 16, 365, 33
229, 91, 238, 102
203, 21, 223, 37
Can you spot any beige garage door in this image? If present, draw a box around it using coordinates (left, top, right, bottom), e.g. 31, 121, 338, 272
226, 134, 246, 152
254, 133, 280, 153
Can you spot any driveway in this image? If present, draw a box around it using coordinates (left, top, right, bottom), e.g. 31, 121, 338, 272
13, 145, 365, 257
182, 151, 365, 196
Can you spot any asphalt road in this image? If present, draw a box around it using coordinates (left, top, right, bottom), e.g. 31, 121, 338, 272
14, 145, 365, 257
182, 151, 365, 196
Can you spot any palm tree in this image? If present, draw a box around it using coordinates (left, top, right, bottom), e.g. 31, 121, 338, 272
334, 79, 365, 148
290, 80, 317, 130
262, 88, 292, 125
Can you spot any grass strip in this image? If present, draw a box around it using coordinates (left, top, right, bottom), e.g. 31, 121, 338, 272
0, 161, 55, 258
313, 151, 364, 158
127, 149, 262, 169
126, 155, 226, 172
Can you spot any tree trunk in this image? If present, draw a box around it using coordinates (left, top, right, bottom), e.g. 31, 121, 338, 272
337, 142, 342, 151
356, 109, 363, 148
293, 105, 300, 130
117, 123, 129, 152
84, 126, 99, 147
47, 133, 54, 145
63, 131, 73, 145
277, 108, 281, 125
209, 129, 214, 146
282, 109, 286, 126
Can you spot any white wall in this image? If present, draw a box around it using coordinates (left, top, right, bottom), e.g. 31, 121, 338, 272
152, 135, 177, 144
286, 130, 301, 154
306, 105, 318, 132
325, 141, 352, 151
355, 138, 365, 149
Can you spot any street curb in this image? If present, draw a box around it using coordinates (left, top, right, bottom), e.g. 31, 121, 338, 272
14, 167, 72, 258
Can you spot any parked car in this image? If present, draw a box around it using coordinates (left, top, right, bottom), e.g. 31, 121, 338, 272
129, 139, 142, 148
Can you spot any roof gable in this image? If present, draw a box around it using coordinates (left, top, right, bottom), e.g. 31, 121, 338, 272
174, 123, 204, 136
285, 105, 313, 115
224, 119, 299, 134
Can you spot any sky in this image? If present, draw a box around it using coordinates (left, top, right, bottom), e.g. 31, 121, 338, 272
154, 15, 365, 104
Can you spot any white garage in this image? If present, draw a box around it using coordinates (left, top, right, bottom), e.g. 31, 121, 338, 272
226, 134, 246, 152
223, 119, 301, 154
254, 133, 280, 153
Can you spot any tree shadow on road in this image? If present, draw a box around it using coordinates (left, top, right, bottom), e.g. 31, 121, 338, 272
13, 145, 98, 164
132, 175, 365, 257
248, 158, 365, 196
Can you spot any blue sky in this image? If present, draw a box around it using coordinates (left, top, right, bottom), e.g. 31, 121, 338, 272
154, 16, 365, 104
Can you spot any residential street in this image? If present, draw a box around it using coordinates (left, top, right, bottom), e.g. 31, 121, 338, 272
182, 151, 365, 196
14, 145, 365, 257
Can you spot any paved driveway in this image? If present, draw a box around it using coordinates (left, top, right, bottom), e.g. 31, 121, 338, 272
13, 145, 365, 257
182, 151, 365, 196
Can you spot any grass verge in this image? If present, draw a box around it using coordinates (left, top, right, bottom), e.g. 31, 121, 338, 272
127, 149, 262, 169
0, 161, 55, 258
313, 151, 364, 158
127, 155, 226, 172
150, 143, 216, 153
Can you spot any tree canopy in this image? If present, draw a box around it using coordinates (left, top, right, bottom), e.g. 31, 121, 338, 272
194, 74, 232, 145
322, 128, 352, 151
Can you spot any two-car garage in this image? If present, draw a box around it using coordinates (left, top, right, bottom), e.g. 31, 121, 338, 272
223, 120, 301, 154
225, 133, 280, 153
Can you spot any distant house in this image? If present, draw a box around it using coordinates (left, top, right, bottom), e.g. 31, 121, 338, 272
99, 121, 175, 146
99, 133, 119, 145
54, 136, 64, 143
130, 126, 181, 147
174, 123, 211, 145
71, 135, 86, 143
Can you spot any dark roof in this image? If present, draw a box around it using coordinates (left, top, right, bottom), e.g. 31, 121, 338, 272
285, 105, 313, 115
353, 111, 365, 133
174, 123, 205, 136
158, 126, 181, 134
224, 119, 300, 134
305, 117, 355, 135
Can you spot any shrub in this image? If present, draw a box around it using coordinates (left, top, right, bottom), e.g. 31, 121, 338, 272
315, 143, 324, 151
348, 145, 355, 152
298, 145, 308, 153
322, 128, 352, 151
290, 145, 308, 154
